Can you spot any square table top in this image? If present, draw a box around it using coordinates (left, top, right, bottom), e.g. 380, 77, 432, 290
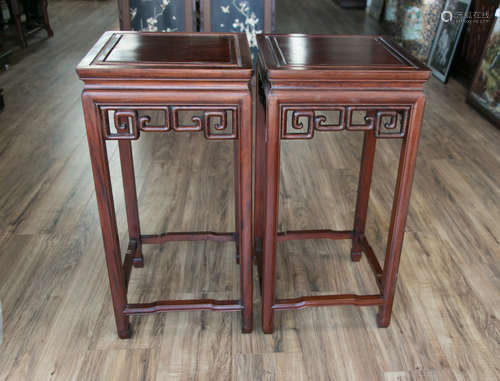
77, 31, 253, 81
257, 34, 430, 84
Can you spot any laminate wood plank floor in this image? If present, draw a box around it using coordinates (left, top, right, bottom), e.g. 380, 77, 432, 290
0, 0, 498, 380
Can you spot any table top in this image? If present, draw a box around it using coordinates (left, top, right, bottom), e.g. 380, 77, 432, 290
77, 31, 253, 81
257, 34, 430, 84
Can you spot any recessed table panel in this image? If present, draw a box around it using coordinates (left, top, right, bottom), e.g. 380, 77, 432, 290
77, 31, 253, 81
270, 35, 408, 68
101, 33, 236, 66
257, 34, 430, 83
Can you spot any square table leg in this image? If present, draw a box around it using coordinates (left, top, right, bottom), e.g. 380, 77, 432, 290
118, 140, 144, 267
261, 97, 280, 334
40, 0, 54, 37
7, 0, 27, 48
377, 96, 426, 327
82, 94, 131, 339
351, 129, 377, 261
239, 95, 254, 333
259, 98, 426, 332
254, 71, 267, 282
233, 139, 241, 264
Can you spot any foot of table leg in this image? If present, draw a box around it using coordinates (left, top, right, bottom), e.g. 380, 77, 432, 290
262, 321, 274, 334
118, 323, 132, 339
376, 310, 390, 328
350, 250, 362, 262
133, 253, 144, 267
241, 318, 252, 334
132, 246, 144, 268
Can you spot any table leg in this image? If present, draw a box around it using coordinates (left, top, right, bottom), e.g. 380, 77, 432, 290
351, 129, 376, 261
254, 78, 266, 281
117, 0, 131, 30
40, 0, 54, 37
261, 98, 280, 334
82, 94, 130, 339
119, 140, 143, 268
8, 0, 27, 48
234, 139, 241, 264
239, 94, 253, 333
377, 97, 425, 327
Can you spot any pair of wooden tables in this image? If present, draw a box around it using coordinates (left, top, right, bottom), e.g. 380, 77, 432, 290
77, 32, 430, 338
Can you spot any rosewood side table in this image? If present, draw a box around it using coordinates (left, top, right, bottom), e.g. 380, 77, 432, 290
77, 31, 253, 338
255, 34, 430, 333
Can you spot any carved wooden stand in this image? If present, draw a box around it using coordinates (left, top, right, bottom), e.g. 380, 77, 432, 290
77, 32, 253, 338
7, 0, 53, 48
255, 34, 431, 333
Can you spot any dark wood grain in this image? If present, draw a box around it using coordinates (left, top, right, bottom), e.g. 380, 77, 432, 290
273, 294, 384, 310
257, 34, 429, 85
77, 31, 253, 81
103, 34, 234, 64
351, 126, 377, 261
1, 1, 499, 378
256, 33, 431, 333
77, 31, 254, 338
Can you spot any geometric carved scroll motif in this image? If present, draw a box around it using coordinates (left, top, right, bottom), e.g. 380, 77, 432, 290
99, 105, 239, 140
280, 105, 411, 140
171, 106, 238, 140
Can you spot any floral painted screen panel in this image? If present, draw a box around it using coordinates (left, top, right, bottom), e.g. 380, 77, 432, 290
129, 0, 189, 32
209, 0, 265, 59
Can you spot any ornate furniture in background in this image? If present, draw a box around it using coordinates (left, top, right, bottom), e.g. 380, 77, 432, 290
377, 0, 497, 82
0, 43, 10, 112
367, 0, 384, 19
427, 0, 472, 82
118, 0, 195, 31
200, 0, 273, 32
77, 31, 254, 338
200, 0, 274, 59
0, 44, 9, 70
254, 34, 430, 333
455, 0, 498, 83
467, 13, 500, 127
7, 0, 53, 48
118, 0, 274, 59
373, 0, 445, 62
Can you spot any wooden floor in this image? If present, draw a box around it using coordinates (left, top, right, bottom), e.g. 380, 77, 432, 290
0, 0, 499, 380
